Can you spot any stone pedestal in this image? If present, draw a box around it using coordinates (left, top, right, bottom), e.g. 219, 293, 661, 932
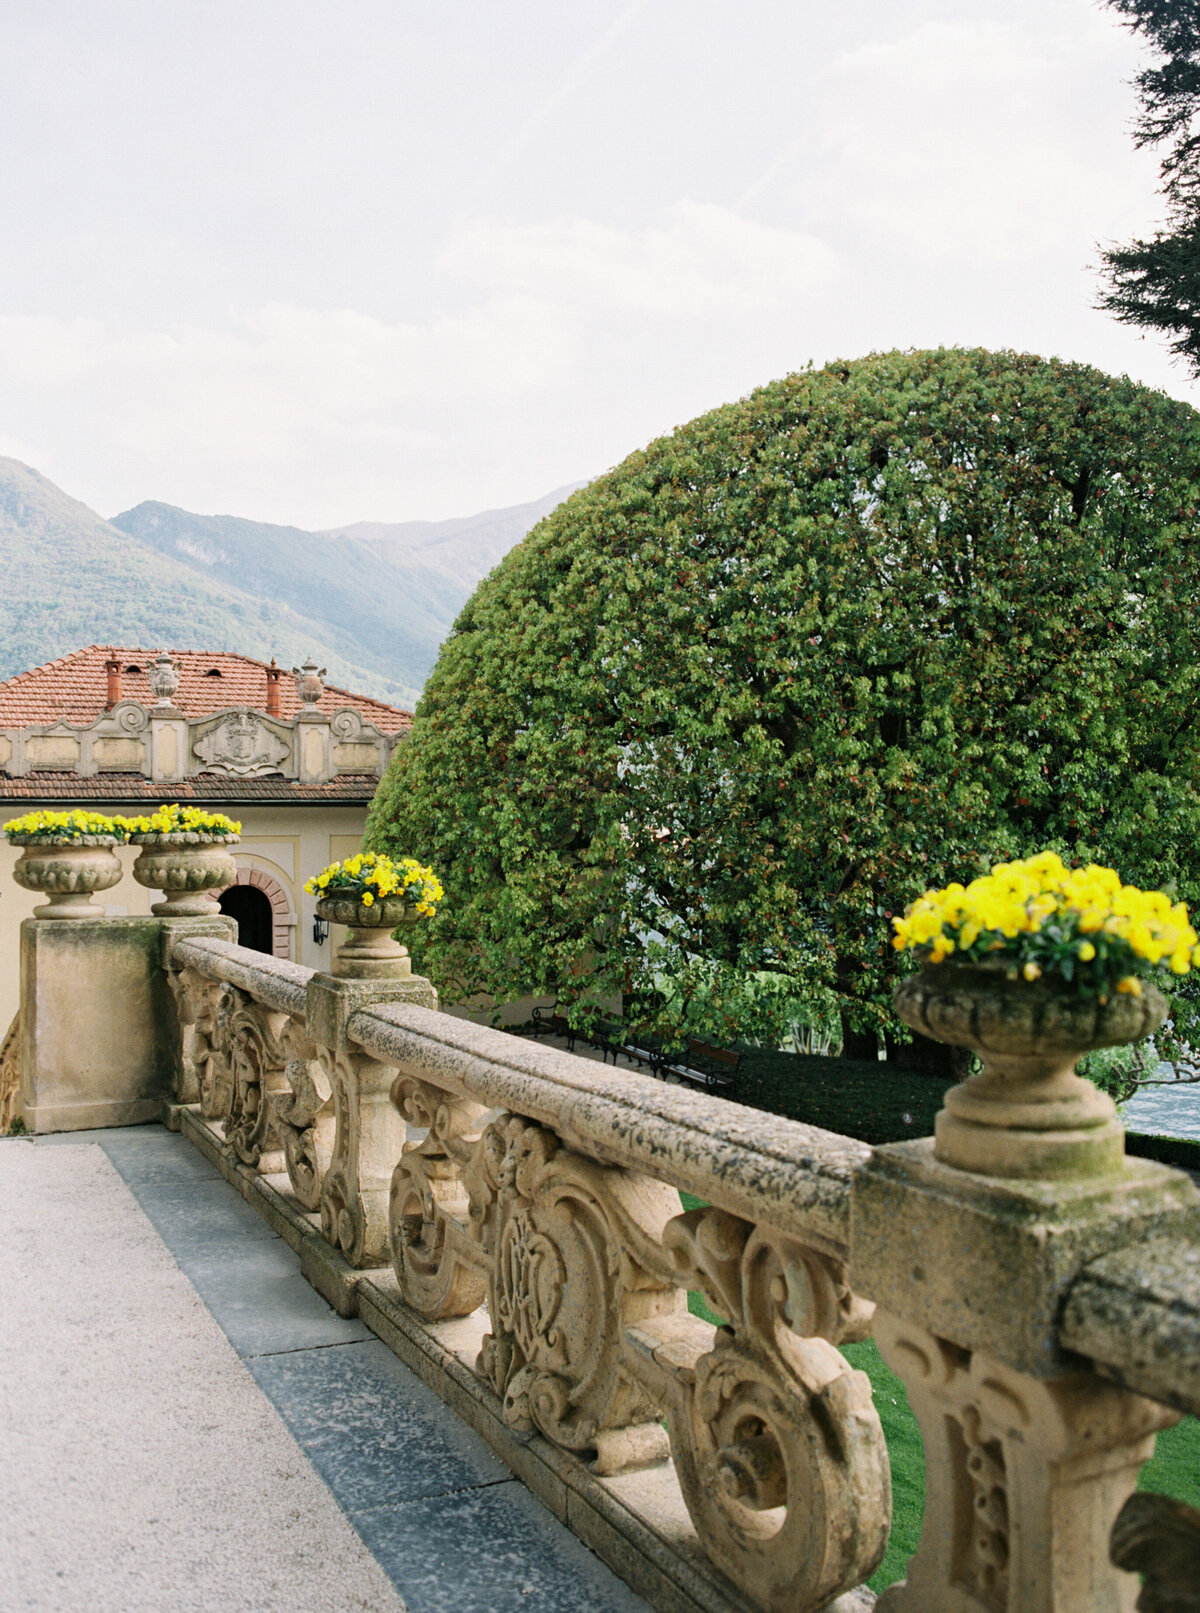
852, 1139, 1198, 1377
19, 914, 235, 1132
851, 1139, 1199, 1611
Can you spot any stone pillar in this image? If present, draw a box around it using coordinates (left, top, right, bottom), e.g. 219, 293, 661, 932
295, 711, 332, 784
19, 914, 235, 1132
850, 971, 1200, 1612
306, 969, 437, 1270
149, 710, 189, 782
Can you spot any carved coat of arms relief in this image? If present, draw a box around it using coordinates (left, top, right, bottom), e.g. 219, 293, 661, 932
193, 709, 290, 776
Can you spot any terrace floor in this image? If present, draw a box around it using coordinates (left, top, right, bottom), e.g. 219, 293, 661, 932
0, 1124, 651, 1613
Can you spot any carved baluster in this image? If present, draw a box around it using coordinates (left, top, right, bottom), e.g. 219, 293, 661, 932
448, 1114, 683, 1472
1111, 1493, 1200, 1612
264, 1032, 334, 1210
165, 963, 205, 1106
201, 981, 237, 1121
388, 1075, 490, 1317
627, 1206, 889, 1613
166, 965, 224, 1112
318, 1045, 404, 1267
874, 1312, 1178, 1613
223, 996, 290, 1173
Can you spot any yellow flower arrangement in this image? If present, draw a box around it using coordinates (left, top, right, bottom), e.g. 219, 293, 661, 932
893, 850, 1200, 999
304, 851, 442, 917
114, 805, 241, 838
4, 809, 123, 842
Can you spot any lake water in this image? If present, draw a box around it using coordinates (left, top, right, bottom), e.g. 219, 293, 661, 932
1123, 1079, 1200, 1140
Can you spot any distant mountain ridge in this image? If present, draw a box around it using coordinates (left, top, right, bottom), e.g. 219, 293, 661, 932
0, 455, 580, 707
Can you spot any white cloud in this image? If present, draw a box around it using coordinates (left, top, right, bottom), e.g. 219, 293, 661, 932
808, 17, 1161, 264
442, 202, 839, 318
0, 296, 581, 515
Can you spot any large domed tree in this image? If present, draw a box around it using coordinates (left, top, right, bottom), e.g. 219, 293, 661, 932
367, 348, 1200, 1068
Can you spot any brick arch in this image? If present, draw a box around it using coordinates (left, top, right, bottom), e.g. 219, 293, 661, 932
218, 860, 296, 960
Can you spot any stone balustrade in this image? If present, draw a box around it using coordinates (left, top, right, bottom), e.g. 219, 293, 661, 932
13, 911, 1200, 1611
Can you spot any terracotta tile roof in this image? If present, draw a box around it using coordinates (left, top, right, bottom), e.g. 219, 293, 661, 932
0, 772, 381, 804
0, 645, 412, 734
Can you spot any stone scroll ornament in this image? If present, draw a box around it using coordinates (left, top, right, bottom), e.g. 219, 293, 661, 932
165, 964, 216, 1108
318, 1044, 404, 1268
631, 1206, 891, 1613
469, 1115, 684, 1471
1111, 1492, 1200, 1613
264, 1040, 334, 1211
166, 969, 232, 1119
386, 1093, 684, 1473
388, 1075, 491, 1319
215, 990, 292, 1173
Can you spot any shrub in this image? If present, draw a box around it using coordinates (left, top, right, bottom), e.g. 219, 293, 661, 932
368, 347, 1200, 1056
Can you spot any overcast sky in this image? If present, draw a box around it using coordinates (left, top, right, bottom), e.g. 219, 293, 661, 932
0, 0, 1192, 528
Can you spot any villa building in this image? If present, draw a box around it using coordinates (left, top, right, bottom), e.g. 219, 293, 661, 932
0, 644, 410, 1025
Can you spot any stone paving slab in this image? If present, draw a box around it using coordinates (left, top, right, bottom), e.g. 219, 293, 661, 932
0, 1137, 406, 1613
22, 1125, 650, 1613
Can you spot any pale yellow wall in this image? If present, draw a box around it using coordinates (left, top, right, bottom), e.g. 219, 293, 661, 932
0, 802, 369, 1028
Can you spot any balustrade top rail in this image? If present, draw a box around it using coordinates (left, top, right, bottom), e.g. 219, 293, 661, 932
349, 999, 868, 1253
173, 936, 312, 1018
1061, 1231, 1200, 1418
170, 933, 870, 1254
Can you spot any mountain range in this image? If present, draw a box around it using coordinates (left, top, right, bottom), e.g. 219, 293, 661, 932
0, 457, 581, 706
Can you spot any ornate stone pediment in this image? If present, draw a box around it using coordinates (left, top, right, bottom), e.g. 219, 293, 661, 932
193, 709, 289, 776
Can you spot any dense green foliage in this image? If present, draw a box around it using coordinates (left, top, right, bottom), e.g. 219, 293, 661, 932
1099, 1, 1200, 375
369, 348, 1200, 1049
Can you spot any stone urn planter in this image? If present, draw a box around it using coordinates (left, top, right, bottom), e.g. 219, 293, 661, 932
894, 962, 1167, 1179
129, 832, 239, 917
10, 835, 124, 919
315, 893, 417, 980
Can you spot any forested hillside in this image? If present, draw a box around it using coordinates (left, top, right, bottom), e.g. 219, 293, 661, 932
110, 484, 579, 701
0, 457, 577, 703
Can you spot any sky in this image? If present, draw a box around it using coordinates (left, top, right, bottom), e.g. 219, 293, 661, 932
0, 0, 1193, 528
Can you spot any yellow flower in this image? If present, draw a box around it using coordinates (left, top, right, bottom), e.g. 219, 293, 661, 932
1022, 961, 1042, 981
1115, 976, 1143, 996
360, 891, 375, 907
1077, 941, 1096, 962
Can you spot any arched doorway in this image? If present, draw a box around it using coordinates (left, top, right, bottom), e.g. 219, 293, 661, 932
219, 885, 274, 954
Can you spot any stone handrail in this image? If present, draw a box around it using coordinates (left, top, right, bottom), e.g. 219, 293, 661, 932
1062, 1233, 1200, 1418
158, 930, 1200, 1613
347, 999, 869, 1252
171, 935, 312, 1018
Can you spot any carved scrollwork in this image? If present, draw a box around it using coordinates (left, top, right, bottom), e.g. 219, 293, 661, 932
463, 1115, 682, 1465
166, 965, 223, 1110
265, 1039, 334, 1210
638, 1207, 890, 1613
319, 1045, 404, 1268
330, 709, 363, 741
222, 995, 291, 1172
873, 1312, 1178, 1613
115, 701, 149, 734
388, 1075, 490, 1319
1112, 1492, 1200, 1613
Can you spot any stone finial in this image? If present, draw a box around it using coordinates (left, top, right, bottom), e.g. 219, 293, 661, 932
292, 658, 327, 706
149, 650, 181, 707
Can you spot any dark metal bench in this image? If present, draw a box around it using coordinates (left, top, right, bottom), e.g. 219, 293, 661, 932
529, 1007, 575, 1052
655, 1038, 741, 1093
